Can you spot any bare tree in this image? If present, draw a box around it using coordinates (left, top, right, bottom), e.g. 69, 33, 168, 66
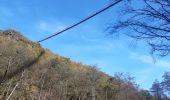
110, 0, 170, 56
140, 90, 153, 100
6, 70, 25, 100
114, 73, 143, 100
161, 72, 170, 95
150, 80, 164, 100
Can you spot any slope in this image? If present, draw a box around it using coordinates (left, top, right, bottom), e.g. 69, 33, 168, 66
0, 30, 143, 100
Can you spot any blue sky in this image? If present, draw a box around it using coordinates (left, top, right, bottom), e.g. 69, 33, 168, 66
0, 0, 170, 90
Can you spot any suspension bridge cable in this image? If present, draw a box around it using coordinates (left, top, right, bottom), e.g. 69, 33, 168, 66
37, 0, 123, 43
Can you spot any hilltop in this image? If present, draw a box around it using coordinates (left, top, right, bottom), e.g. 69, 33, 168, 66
0, 30, 144, 100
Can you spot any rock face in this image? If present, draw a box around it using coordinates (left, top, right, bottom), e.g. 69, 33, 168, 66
0, 30, 40, 47
0, 30, 23, 41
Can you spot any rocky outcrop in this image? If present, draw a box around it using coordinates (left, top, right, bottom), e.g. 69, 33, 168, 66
0, 30, 23, 41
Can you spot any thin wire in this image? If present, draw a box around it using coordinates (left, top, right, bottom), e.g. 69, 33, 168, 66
37, 0, 123, 43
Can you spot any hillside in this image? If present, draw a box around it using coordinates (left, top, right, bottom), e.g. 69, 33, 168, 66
0, 30, 144, 100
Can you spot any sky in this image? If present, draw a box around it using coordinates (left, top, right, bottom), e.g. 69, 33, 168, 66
0, 0, 170, 90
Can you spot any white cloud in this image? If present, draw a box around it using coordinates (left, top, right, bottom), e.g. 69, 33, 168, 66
81, 35, 102, 43
130, 52, 170, 69
36, 20, 66, 33
80, 35, 124, 50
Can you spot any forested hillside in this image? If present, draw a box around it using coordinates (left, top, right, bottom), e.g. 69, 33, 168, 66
0, 30, 169, 100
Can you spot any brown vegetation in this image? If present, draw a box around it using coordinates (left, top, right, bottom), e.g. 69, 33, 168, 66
0, 30, 168, 100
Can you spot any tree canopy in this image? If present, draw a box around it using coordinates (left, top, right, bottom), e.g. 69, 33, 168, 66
110, 0, 170, 56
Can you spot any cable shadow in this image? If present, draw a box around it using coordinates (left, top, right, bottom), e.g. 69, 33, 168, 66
0, 50, 45, 84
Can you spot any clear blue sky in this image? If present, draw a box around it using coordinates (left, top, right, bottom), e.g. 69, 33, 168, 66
0, 0, 170, 90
